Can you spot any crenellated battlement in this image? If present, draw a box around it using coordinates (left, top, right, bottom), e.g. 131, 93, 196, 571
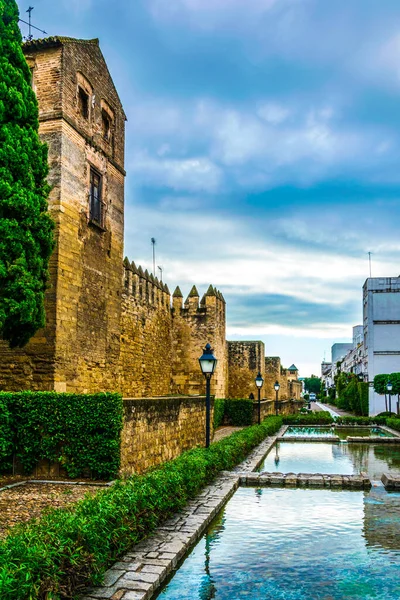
122, 257, 170, 310
172, 283, 226, 318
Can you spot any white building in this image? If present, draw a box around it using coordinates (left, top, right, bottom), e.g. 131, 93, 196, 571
363, 277, 400, 415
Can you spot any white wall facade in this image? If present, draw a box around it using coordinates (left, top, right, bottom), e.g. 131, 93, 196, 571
363, 277, 400, 415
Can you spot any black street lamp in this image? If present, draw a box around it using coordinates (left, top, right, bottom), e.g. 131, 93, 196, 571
274, 380, 280, 416
387, 380, 393, 414
255, 372, 264, 425
199, 343, 218, 448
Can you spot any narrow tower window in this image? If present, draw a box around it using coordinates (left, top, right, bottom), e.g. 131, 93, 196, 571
89, 168, 103, 226
78, 87, 89, 119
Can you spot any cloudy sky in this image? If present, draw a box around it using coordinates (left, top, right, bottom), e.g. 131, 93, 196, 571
17, 0, 400, 376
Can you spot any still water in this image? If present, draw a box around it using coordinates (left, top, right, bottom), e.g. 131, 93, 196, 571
259, 442, 400, 478
157, 487, 400, 600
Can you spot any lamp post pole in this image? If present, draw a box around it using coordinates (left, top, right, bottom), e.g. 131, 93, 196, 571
255, 372, 264, 425
387, 380, 393, 415
205, 374, 211, 448
199, 343, 218, 448
274, 381, 280, 416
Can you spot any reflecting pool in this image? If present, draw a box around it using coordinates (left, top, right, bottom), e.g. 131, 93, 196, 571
259, 441, 400, 478
284, 426, 395, 439
157, 487, 400, 600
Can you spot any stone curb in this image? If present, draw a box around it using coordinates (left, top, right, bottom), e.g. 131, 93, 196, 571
277, 436, 340, 442
380, 425, 400, 437
381, 472, 400, 490
0, 479, 115, 494
347, 437, 400, 443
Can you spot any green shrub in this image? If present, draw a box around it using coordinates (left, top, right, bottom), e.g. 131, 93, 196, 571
0, 395, 12, 472
0, 416, 282, 599
386, 418, 400, 432
336, 377, 368, 415
0, 392, 123, 479
328, 387, 336, 404
224, 398, 254, 426
335, 415, 387, 426
283, 411, 333, 425
213, 398, 225, 429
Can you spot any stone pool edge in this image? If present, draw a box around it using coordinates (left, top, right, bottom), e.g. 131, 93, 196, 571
81, 428, 285, 600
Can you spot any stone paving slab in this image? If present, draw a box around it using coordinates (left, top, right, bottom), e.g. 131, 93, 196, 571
347, 437, 400, 443
81, 429, 284, 600
239, 472, 371, 489
381, 473, 400, 490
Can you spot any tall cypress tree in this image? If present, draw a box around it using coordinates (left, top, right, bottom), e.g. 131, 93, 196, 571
0, 0, 54, 348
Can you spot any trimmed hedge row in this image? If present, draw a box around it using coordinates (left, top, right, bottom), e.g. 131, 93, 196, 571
225, 398, 254, 426
0, 416, 282, 599
213, 398, 225, 429
387, 418, 400, 432
213, 398, 254, 428
0, 395, 12, 472
283, 411, 333, 425
0, 392, 123, 479
335, 415, 387, 426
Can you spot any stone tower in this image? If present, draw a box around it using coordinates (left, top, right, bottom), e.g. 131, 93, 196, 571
171, 285, 228, 398
0, 37, 126, 392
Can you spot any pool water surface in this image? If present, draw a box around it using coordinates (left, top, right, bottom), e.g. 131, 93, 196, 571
259, 441, 400, 478
157, 487, 400, 600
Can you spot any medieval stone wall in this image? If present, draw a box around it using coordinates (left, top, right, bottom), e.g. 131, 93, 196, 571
264, 356, 281, 400
227, 341, 265, 399
120, 260, 172, 397
171, 286, 228, 398
120, 395, 210, 475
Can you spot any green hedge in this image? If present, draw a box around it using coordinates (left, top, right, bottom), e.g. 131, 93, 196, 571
224, 398, 254, 426
213, 398, 225, 429
0, 415, 282, 599
0, 392, 123, 479
386, 418, 400, 432
336, 377, 369, 415
0, 395, 12, 472
283, 411, 333, 425
335, 415, 387, 426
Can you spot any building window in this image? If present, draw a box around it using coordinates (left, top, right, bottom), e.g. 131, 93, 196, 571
89, 169, 104, 227
78, 87, 89, 119
102, 109, 111, 141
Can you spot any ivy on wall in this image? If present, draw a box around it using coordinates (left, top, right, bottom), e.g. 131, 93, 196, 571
0, 392, 123, 479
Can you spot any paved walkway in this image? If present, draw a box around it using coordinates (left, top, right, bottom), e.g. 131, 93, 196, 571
312, 402, 354, 417
212, 426, 244, 442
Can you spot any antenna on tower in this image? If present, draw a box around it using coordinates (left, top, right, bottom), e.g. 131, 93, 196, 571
19, 6, 48, 41
151, 238, 156, 276
368, 251, 372, 278
158, 265, 163, 282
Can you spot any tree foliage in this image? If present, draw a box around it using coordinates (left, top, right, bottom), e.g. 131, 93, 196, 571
0, 0, 54, 347
303, 376, 321, 395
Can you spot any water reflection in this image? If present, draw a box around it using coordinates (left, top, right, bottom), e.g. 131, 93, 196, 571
363, 487, 400, 552
259, 441, 400, 478
158, 488, 400, 599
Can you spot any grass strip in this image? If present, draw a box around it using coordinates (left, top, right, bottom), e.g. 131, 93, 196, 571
0, 416, 282, 599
